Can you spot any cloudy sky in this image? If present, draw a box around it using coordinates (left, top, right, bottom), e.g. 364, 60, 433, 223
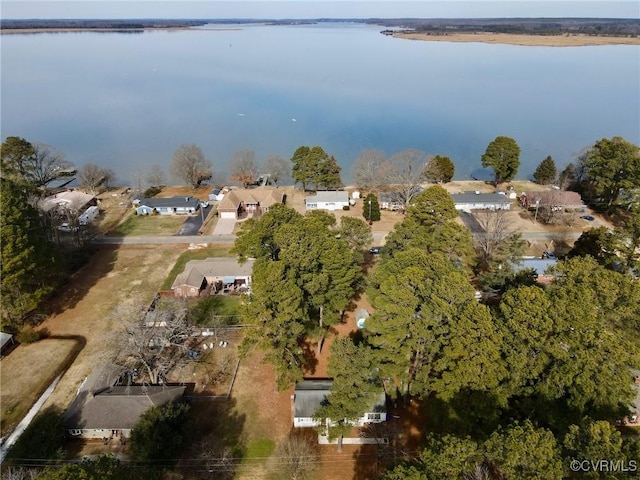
3, 1, 639, 20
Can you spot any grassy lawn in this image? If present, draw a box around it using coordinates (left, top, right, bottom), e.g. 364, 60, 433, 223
189, 295, 242, 326
110, 214, 186, 236
160, 246, 233, 290
1, 338, 79, 437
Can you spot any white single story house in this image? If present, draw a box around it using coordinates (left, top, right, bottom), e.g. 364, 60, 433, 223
134, 196, 201, 215
512, 257, 558, 285
305, 191, 350, 211
62, 365, 186, 439
293, 379, 387, 428
171, 257, 255, 297
78, 206, 99, 225
451, 192, 512, 212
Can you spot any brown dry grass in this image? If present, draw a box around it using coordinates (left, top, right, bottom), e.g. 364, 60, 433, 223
0, 244, 186, 439
1, 338, 78, 436
397, 32, 640, 47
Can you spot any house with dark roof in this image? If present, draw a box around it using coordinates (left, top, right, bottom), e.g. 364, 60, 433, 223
451, 192, 511, 212
62, 365, 186, 439
171, 257, 254, 297
1, 332, 15, 355
134, 196, 201, 215
293, 379, 386, 428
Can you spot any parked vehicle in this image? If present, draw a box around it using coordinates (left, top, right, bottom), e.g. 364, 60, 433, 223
580, 215, 595, 221
369, 247, 383, 254
542, 251, 556, 259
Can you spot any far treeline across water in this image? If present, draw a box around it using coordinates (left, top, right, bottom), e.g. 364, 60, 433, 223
1, 17, 639, 37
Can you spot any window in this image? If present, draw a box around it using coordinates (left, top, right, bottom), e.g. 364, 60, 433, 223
367, 413, 381, 420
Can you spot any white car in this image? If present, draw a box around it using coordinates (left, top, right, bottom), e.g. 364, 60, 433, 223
57, 222, 78, 232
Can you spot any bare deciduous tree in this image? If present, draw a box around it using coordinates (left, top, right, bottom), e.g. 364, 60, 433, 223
264, 154, 289, 186
1, 467, 41, 480
146, 164, 165, 189
171, 143, 213, 189
229, 149, 259, 188
77, 163, 108, 194
116, 300, 195, 384
384, 148, 428, 210
30, 143, 74, 187
474, 209, 519, 267
352, 149, 389, 193
268, 434, 318, 480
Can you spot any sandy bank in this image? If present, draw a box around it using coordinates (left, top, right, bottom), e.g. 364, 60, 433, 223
396, 32, 640, 47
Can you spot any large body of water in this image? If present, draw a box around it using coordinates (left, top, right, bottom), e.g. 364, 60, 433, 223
1, 23, 638, 184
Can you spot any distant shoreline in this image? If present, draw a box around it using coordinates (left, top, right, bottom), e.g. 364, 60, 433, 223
395, 32, 640, 47
0, 26, 241, 34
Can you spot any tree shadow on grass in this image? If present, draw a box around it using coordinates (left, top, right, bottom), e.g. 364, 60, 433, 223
43, 246, 119, 317
176, 397, 246, 480
4, 406, 66, 464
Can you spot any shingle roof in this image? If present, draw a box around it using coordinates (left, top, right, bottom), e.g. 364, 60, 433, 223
293, 379, 386, 418
305, 191, 349, 204
171, 258, 254, 289
62, 366, 186, 431
218, 187, 284, 211
451, 192, 511, 205
136, 196, 200, 209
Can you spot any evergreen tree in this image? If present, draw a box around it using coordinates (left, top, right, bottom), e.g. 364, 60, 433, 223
533, 155, 557, 184
583, 136, 640, 209
1, 178, 61, 328
362, 193, 381, 222
557, 162, 576, 190
130, 401, 190, 463
314, 338, 382, 438
481, 136, 521, 184
423, 155, 455, 183
318, 155, 343, 189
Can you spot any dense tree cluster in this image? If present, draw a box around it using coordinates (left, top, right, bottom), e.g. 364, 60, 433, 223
290, 145, 343, 191
232, 204, 363, 389
580, 136, 640, 210
423, 154, 455, 183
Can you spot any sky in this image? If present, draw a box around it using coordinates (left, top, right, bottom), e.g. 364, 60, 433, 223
2, 1, 639, 20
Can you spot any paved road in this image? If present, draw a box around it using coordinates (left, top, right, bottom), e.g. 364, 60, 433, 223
91, 230, 581, 246
0, 373, 62, 465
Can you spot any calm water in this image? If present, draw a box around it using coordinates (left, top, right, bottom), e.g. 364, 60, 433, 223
1, 23, 638, 184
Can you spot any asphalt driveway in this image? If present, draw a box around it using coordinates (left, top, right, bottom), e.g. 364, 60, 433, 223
176, 205, 212, 236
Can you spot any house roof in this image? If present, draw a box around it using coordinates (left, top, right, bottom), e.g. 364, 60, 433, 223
522, 191, 584, 208
0, 332, 13, 350
451, 192, 511, 205
38, 190, 95, 213
513, 258, 558, 276
293, 379, 386, 418
171, 258, 254, 289
135, 196, 200, 209
62, 365, 186, 431
305, 191, 349, 204
218, 190, 242, 211
218, 187, 284, 211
